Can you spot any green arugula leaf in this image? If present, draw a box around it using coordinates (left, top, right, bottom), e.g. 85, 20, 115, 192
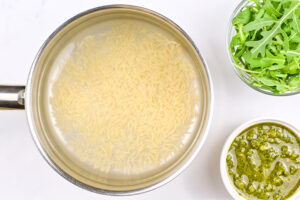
250, 0, 260, 8
271, 0, 298, 2
289, 75, 300, 87
269, 64, 286, 70
246, 29, 280, 57
257, 77, 281, 86
233, 7, 252, 25
243, 50, 285, 68
243, 14, 275, 32
292, 11, 300, 33
263, 0, 282, 18
280, 28, 290, 50
281, 50, 300, 57
230, 34, 241, 53
230, 0, 300, 94
246, 2, 300, 57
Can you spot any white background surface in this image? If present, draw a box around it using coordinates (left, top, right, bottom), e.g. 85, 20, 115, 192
0, 0, 299, 199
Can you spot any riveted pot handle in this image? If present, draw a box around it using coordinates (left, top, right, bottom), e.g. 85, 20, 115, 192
0, 85, 25, 109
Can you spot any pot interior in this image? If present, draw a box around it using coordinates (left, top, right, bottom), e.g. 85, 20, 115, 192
27, 6, 212, 193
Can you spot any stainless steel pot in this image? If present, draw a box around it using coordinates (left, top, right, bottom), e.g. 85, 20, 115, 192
0, 5, 213, 195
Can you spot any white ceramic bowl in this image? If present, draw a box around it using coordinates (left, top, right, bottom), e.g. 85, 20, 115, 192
220, 118, 300, 200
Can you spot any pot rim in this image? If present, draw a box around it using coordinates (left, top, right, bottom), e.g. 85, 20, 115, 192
25, 4, 214, 196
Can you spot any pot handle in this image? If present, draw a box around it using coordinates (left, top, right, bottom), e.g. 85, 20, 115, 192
0, 85, 25, 109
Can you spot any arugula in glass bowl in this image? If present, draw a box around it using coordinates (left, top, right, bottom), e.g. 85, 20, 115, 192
228, 0, 300, 95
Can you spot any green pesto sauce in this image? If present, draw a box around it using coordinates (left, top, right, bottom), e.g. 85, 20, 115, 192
227, 123, 300, 200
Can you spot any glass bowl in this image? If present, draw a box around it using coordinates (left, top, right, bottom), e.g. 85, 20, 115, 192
226, 0, 300, 96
